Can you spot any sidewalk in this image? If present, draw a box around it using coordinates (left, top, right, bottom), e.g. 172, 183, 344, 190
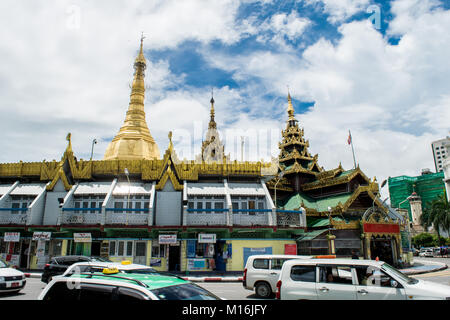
21, 260, 448, 282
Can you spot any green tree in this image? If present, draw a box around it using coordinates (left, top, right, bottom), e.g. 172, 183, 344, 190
420, 194, 450, 245
412, 233, 434, 248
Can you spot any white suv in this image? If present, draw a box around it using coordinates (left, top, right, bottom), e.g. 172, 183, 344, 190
243, 254, 313, 298
276, 259, 450, 300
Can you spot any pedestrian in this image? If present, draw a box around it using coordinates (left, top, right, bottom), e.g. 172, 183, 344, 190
351, 250, 359, 259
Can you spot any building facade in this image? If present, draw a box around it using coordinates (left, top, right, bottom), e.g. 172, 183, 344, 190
432, 137, 450, 173
266, 93, 408, 266
0, 40, 303, 271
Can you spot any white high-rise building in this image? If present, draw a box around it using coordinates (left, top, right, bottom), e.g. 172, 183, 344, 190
431, 137, 450, 173
442, 137, 450, 202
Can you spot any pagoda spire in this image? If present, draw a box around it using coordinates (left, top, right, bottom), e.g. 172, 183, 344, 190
287, 89, 296, 122
208, 89, 217, 129
103, 35, 160, 160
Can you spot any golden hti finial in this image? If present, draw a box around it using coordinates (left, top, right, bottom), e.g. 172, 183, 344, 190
287, 86, 295, 121
208, 88, 217, 129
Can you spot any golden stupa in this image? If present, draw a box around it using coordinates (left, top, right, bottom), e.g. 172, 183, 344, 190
104, 36, 160, 160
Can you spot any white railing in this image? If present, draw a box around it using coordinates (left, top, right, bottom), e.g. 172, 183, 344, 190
60, 213, 102, 225
105, 212, 149, 225
186, 212, 227, 226
0, 211, 28, 225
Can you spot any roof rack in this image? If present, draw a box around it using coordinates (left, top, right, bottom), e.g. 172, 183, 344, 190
76, 272, 149, 288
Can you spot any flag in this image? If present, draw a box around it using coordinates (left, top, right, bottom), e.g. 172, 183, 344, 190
347, 131, 352, 145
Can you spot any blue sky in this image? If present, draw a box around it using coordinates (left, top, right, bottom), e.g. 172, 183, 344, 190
0, 0, 449, 199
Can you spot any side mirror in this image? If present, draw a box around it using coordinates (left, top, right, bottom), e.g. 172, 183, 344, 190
391, 280, 398, 288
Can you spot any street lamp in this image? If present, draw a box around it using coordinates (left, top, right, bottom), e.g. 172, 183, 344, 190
90, 139, 97, 160
124, 168, 131, 225
327, 206, 336, 255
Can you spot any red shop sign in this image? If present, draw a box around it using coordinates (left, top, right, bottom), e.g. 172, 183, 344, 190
363, 223, 400, 234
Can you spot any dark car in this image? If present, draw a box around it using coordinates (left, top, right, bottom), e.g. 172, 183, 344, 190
41, 256, 111, 283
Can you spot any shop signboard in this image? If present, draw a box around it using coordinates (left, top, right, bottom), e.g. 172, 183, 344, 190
74, 233, 92, 243
4, 232, 20, 242
158, 234, 177, 244
198, 233, 216, 244
32, 232, 52, 241
284, 244, 297, 255
187, 258, 208, 271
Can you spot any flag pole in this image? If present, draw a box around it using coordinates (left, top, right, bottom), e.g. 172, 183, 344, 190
349, 130, 357, 169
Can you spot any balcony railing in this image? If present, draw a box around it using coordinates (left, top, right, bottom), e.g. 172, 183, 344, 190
105, 208, 149, 225
61, 208, 102, 225
186, 208, 228, 225
276, 209, 303, 227
0, 208, 28, 225
232, 209, 271, 226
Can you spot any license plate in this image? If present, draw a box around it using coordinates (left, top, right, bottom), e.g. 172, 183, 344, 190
11, 282, 19, 288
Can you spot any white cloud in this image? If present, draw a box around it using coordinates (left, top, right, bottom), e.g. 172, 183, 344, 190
306, 0, 370, 24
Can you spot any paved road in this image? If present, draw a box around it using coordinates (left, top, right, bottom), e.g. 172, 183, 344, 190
1, 257, 448, 300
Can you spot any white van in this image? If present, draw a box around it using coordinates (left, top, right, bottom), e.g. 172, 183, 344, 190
243, 254, 313, 298
276, 258, 450, 300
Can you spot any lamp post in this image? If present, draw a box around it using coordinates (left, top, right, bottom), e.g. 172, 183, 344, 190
327, 206, 336, 255
90, 139, 97, 160
124, 168, 131, 225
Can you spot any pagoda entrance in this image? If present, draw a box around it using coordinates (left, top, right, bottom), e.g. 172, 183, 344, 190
362, 207, 403, 267
369, 235, 397, 265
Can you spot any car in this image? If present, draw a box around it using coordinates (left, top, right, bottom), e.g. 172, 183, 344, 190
243, 254, 315, 298
41, 255, 112, 283
0, 259, 26, 294
276, 258, 450, 300
38, 267, 222, 300
419, 249, 434, 257
61, 260, 160, 277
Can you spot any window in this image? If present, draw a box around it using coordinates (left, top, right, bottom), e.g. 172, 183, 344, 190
151, 283, 220, 300
109, 241, 116, 256
74, 201, 80, 214
257, 201, 265, 210
118, 241, 124, 256
205, 202, 212, 212
355, 265, 400, 287
114, 202, 123, 213
253, 259, 269, 270
248, 200, 256, 215
90, 202, 97, 213
241, 202, 248, 213
232, 202, 239, 211
126, 241, 133, 256
152, 244, 166, 258
290, 265, 316, 282
214, 202, 224, 210
188, 202, 194, 210
319, 266, 354, 285
271, 258, 289, 270
196, 202, 203, 213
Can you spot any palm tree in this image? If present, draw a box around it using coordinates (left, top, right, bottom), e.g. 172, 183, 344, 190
420, 194, 450, 244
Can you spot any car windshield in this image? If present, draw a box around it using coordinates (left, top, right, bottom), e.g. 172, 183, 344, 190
151, 283, 221, 300
0, 260, 7, 268
381, 263, 418, 285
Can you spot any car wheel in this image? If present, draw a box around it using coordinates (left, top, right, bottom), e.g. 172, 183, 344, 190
255, 282, 272, 298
